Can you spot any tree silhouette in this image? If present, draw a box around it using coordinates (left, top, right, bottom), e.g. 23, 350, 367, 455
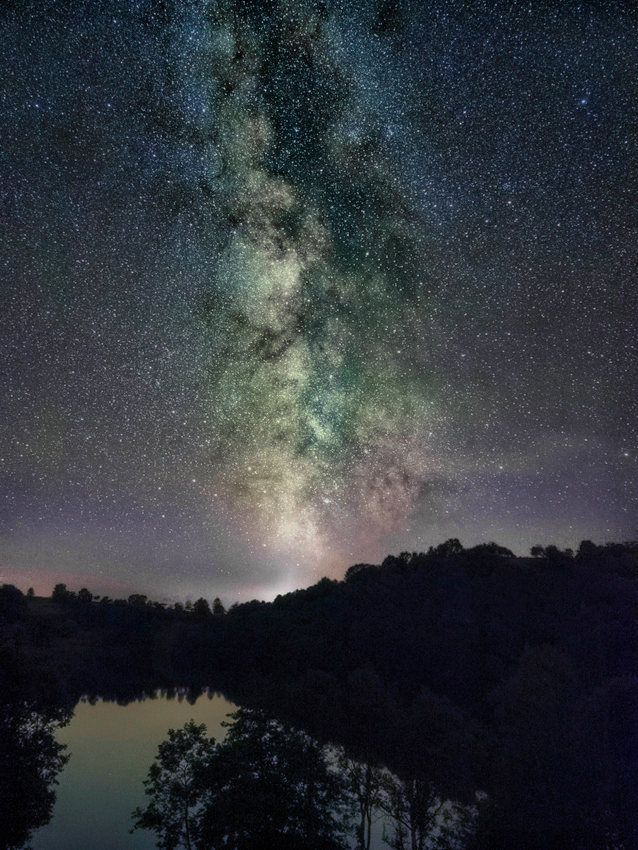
132, 708, 349, 850
336, 750, 388, 850
0, 584, 27, 625
193, 598, 211, 619
77, 587, 93, 604
0, 645, 70, 850
51, 583, 75, 604
131, 720, 217, 850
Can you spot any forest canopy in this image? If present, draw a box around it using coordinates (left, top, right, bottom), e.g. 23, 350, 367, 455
2, 538, 637, 848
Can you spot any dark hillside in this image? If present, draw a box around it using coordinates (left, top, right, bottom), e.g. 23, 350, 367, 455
2, 540, 637, 847
185, 541, 637, 848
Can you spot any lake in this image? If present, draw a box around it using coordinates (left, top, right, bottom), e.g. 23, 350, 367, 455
24, 690, 394, 850
31, 691, 237, 850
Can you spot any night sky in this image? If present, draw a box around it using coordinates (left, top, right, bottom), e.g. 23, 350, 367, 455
1, 0, 637, 603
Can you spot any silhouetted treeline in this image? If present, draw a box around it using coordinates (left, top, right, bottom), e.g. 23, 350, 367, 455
0, 582, 229, 695
176, 540, 638, 848
1, 539, 637, 848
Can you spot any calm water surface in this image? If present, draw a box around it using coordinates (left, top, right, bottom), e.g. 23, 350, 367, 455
31, 692, 237, 850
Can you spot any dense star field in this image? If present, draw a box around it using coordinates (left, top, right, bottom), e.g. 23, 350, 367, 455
1, 0, 637, 601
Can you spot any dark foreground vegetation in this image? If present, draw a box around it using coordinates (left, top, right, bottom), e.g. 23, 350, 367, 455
1, 539, 637, 848
131, 707, 476, 850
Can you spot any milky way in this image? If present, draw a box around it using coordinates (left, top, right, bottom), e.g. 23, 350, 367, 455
1, 1, 637, 600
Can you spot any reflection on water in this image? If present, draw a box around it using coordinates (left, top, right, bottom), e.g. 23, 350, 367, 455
12, 690, 478, 850
30, 692, 237, 850
129, 707, 473, 850
132, 708, 352, 850
22, 694, 397, 850
0, 702, 69, 850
